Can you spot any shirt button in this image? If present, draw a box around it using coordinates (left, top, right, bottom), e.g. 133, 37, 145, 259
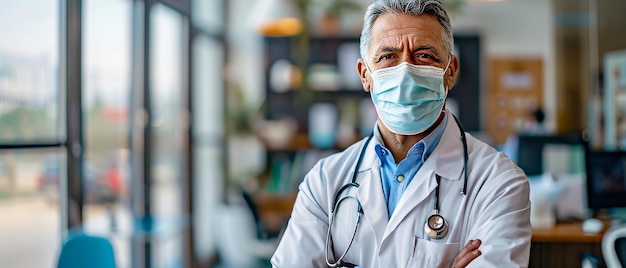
397, 175, 405, 182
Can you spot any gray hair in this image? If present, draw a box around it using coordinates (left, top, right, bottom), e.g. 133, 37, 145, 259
359, 0, 454, 61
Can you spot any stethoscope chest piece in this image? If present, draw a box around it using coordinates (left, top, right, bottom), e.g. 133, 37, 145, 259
424, 210, 448, 239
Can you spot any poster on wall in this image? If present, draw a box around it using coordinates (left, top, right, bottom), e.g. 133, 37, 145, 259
486, 57, 543, 146
603, 49, 626, 150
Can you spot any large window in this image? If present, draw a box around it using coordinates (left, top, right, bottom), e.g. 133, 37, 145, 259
150, 3, 186, 267
0, 0, 227, 267
0, 150, 64, 267
192, 31, 225, 263
0, 1, 62, 267
191, 0, 227, 264
82, 0, 133, 267
0, 1, 61, 143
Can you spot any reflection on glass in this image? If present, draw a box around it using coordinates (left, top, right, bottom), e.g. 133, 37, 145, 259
82, 0, 132, 267
0, 149, 63, 267
0, 0, 60, 142
150, 3, 185, 267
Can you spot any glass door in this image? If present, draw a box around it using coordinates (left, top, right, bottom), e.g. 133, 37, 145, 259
82, 0, 133, 267
130, 0, 227, 266
149, 3, 188, 267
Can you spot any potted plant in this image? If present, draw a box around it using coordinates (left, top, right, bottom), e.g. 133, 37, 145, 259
302, 0, 362, 36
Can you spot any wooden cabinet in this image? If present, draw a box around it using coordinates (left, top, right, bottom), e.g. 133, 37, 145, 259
263, 36, 369, 144
530, 221, 606, 267
260, 36, 370, 194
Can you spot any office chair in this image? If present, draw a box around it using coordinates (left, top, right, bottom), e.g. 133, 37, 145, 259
57, 233, 116, 268
213, 203, 277, 268
240, 188, 282, 240
602, 223, 626, 268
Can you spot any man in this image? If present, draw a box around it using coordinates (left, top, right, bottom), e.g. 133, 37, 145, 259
271, 0, 531, 267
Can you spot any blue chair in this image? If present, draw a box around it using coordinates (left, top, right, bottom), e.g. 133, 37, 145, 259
57, 234, 116, 268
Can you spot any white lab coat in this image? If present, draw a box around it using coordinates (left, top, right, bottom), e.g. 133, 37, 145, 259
271, 116, 532, 267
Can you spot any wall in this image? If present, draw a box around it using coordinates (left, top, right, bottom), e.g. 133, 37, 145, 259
450, 0, 556, 133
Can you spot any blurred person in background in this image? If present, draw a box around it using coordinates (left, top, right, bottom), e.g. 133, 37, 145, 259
523, 108, 547, 135
502, 108, 548, 163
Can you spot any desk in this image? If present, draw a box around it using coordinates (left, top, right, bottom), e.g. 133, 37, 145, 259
530, 221, 606, 267
254, 193, 297, 234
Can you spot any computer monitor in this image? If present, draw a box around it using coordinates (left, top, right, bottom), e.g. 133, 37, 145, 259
516, 133, 587, 177
585, 150, 626, 210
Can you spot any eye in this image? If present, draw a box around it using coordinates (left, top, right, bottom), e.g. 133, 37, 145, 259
376, 54, 395, 62
415, 53, 439, 65
416, 53, 435, 60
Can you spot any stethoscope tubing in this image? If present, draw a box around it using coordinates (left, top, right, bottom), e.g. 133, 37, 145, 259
325, 114, 468, 264
325, 195, 363, 267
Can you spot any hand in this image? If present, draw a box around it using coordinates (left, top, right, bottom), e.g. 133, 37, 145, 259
452, 239, 482, 268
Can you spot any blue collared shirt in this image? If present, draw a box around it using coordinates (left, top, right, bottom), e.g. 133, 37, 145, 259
373, 113, 448, 218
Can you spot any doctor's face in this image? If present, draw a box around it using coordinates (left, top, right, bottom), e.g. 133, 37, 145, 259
357, 13, 459, 93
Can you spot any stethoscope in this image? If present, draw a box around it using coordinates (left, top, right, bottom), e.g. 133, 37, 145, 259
325, 114, 469, 267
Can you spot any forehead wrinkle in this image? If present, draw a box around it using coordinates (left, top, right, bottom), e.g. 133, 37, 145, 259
374, 34, 442, 58
375, 28, 439, 50
380, 46, 401, 53
370, 13, 447, 57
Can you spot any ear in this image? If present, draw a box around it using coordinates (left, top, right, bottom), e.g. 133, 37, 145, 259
445, 55, 460, 91
357, 58, 372, 92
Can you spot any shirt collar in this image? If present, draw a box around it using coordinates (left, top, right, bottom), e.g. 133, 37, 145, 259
373, 112, 448, 163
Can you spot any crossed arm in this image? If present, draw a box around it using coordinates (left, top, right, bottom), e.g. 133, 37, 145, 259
453, 239, 482, 268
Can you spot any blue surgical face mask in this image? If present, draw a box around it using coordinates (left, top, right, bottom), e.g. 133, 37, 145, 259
369, 60, 450, 135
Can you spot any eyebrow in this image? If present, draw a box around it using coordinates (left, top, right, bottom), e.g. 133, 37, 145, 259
414, 45, 440, 54
379, 46, 401, 53
370, 46, 401, 60
374, 45, 443, 62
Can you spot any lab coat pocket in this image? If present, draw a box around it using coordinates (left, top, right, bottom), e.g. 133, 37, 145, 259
408, 238, 459, 268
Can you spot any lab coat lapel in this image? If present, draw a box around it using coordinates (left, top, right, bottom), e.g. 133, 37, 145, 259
383, 114, 465, 238
356, 147, 388, 247
430, 112, 465, 182
383, 168, 437, 239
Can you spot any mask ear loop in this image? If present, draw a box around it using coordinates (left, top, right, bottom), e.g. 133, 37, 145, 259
442, 57, 452, 92
443, 57, 452, 74
362, 59, 375, 93
363, 59, 371, 71
362, 59, 373, 77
